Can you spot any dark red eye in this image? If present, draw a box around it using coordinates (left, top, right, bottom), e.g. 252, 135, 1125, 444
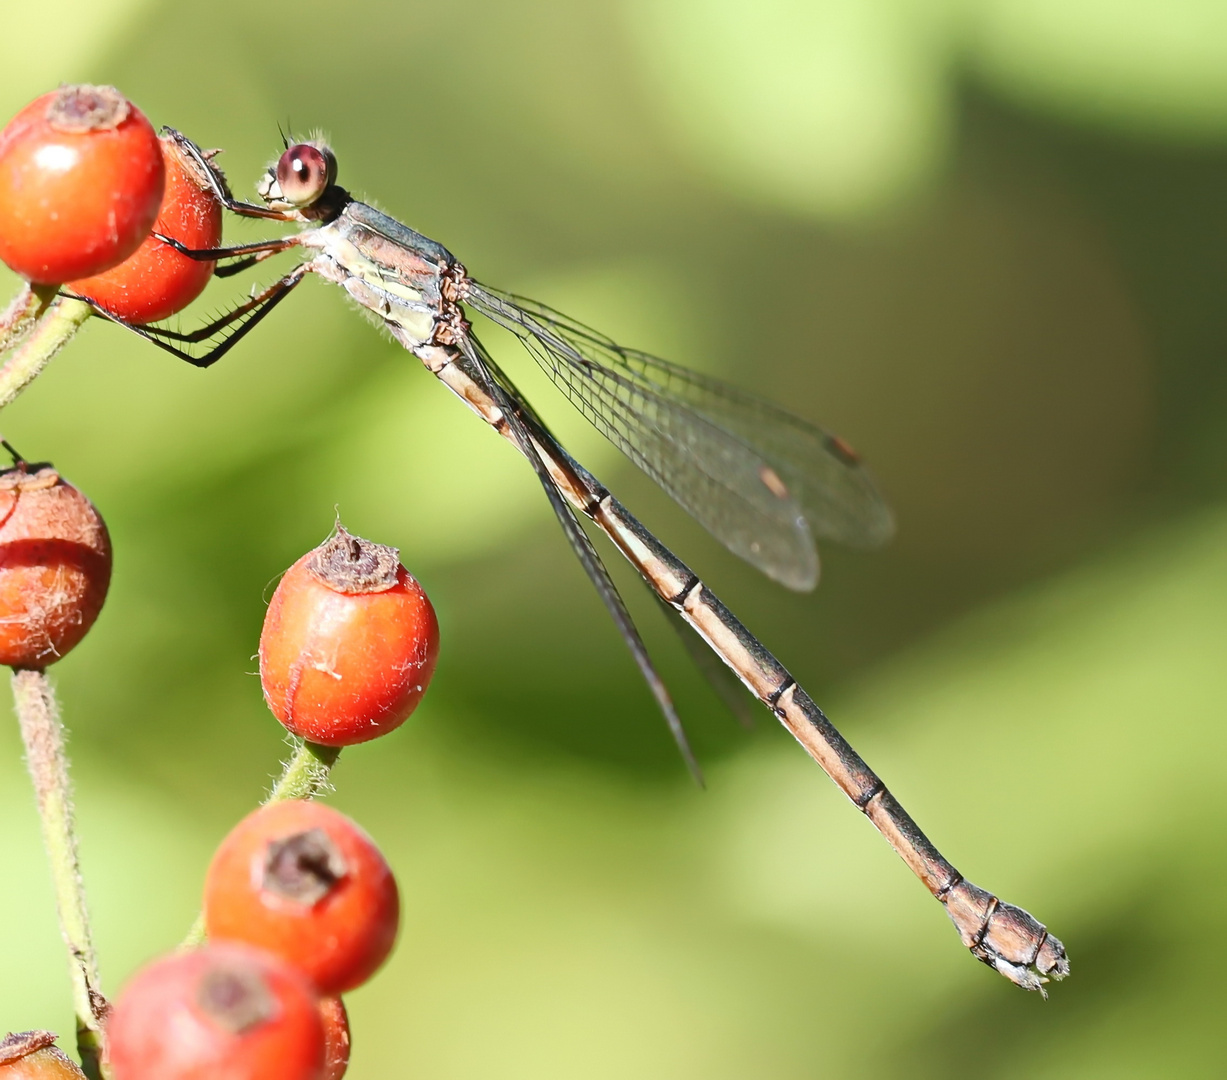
275, 143, 335, 207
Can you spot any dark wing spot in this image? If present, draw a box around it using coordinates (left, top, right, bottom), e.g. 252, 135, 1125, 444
825, 434, 861, 465
758, 464, 791, 500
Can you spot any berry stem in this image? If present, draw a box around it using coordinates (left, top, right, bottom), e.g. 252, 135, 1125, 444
179, 739, 341, 950
11, 668, 109, 1080
0, 294, 92, 411
268, 738, 343, 802
0, 283, 48, 355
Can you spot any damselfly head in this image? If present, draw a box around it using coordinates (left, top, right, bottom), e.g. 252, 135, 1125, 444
257, 140, 337, 212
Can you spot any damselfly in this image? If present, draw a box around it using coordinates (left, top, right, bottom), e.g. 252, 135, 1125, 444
79, 130, 1068, 992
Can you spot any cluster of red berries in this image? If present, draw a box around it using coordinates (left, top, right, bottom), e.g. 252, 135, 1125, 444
100, 526, 437, 1079
107, 800, 391, 1080
0, 84, 222, 318
1, 83, 442, 1080
0, 507, 438, 1078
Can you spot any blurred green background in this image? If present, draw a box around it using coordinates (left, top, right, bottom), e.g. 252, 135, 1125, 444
2, 0, 1226, 1075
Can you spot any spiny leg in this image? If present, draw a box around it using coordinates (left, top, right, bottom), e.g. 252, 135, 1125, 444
152, 233, 303, 282
82, 265, 311, 368
161, 127, 294, 221
214, 248, 295, 280
154, 127, 306, 275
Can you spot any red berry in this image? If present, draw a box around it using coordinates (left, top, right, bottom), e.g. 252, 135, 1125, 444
106, 943, 324, 1080
0, 462, 111, 668
318, 998, 351, 1080
204, 800, 400, 995
70, 133, 222, 323
0, 85, 164, 284
259, 526, 439, 746
0, 1032, 86, 1079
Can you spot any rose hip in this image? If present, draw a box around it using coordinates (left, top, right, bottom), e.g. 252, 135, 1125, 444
0, 460, 111, 668
204, 799, 400, 995
0, 85, 164, 283
106, 943, 325, 1080
259, 526, 439, 745
70, 133, 222, 323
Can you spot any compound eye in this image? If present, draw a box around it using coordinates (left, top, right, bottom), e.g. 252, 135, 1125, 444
275, 143, 336, 207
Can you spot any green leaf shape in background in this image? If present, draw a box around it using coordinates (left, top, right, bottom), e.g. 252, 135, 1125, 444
626, 0, 959, 220
971, 0, 1227, 139
626, 0, 1227, 223
0, 0, 156, 93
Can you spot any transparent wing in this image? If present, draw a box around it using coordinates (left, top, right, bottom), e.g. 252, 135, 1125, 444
465, 283, 894, 592
457, 330, 702, 782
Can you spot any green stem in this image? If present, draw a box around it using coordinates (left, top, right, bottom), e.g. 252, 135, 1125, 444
0, 283, 48, 356
11, 669, 108, 1080
0, 295, 92, 412
179, 739, 341, 950
267, 738, 342, 802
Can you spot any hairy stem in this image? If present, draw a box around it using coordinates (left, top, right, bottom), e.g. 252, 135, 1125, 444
0, 283, 49, 356
12, 669, 108, 1080
179, 739, 342, 949
267, 738, 342, 802
0, 295, 92, 412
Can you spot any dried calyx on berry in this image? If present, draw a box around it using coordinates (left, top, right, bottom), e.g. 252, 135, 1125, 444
307, 526, 401, 593
0, 1030, 86, 1077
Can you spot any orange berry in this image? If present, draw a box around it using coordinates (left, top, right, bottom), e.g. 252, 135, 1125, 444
106, 943, 325, 1080
204, 800, 400, 995
0, 462, 111, 668
70, 133, 222, 323
259, 526, 439, 745
0, 85, 164, 284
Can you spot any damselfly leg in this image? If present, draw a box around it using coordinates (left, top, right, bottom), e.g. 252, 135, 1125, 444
75, 264, 311, 368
